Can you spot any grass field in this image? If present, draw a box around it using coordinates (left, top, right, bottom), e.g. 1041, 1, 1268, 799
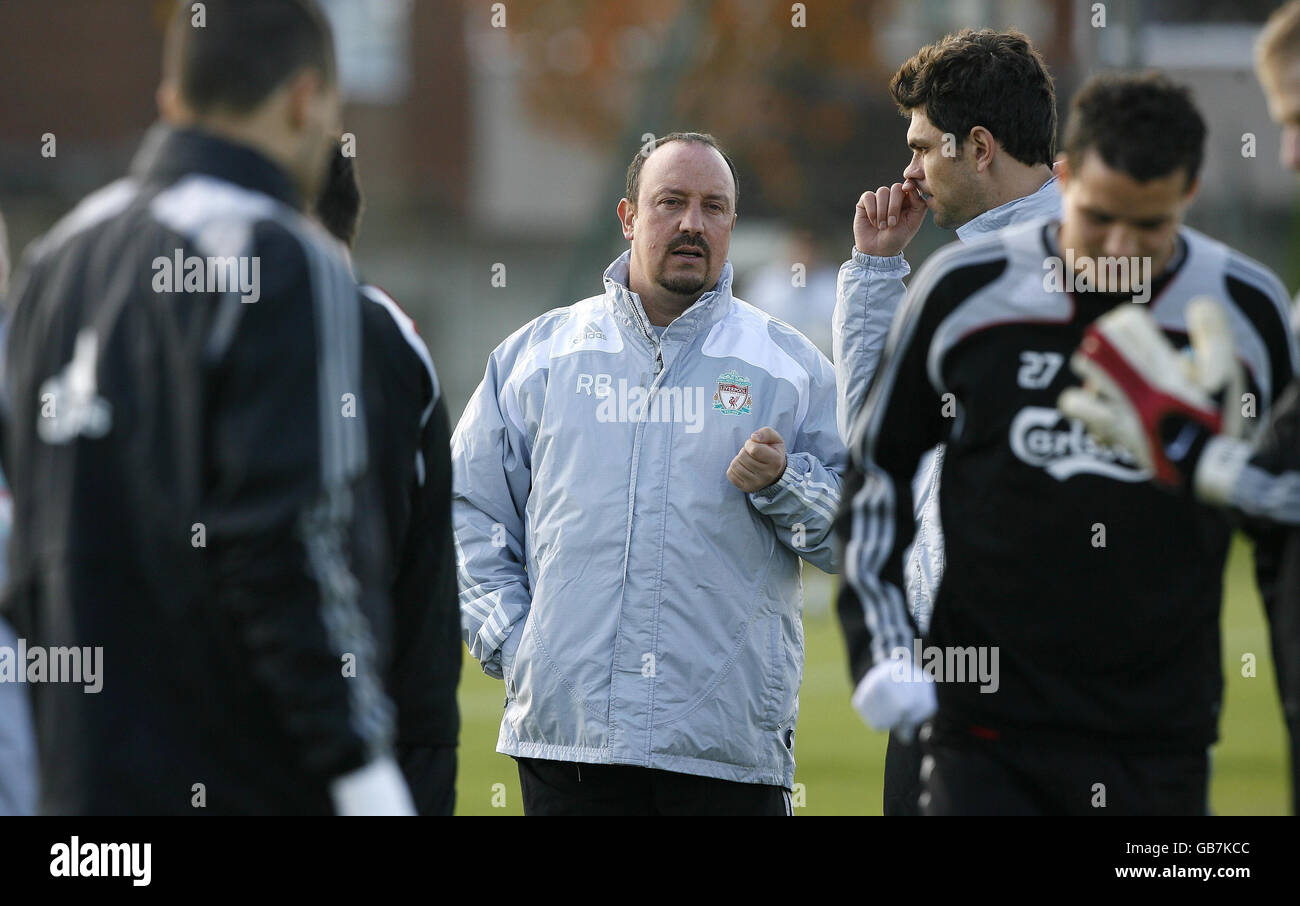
452, 536, 1291, 815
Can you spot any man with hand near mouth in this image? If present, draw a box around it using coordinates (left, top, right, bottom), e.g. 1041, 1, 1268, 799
841, 71, 1294, 815
833, 28, 1062, 816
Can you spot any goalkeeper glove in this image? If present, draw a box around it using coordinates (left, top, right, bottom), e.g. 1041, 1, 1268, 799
1058, 297, 1242, 491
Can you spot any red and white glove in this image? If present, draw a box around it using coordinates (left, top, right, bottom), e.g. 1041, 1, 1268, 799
1058, 297, 1242, 490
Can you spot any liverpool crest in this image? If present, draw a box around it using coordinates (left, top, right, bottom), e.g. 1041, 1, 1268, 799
713, 369, 752, 415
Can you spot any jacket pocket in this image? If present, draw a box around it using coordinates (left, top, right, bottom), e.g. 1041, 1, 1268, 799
760, 612, 784, 730
501, 617, 528, 699
762, 607, 804, 735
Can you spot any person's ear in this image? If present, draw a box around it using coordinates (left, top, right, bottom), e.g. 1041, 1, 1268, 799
1055, 154, 1071, 189
284, 68, 323, 132
617, 198, 635, 240
968, 126, 996, 173
1182, 175, 1201, 207
156, 79, 186, 124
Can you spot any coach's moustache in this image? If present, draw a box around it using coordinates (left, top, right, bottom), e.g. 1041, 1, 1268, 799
667, 235, 710, 261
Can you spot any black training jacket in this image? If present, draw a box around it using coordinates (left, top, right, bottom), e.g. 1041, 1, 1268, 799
358, 283, 460, 815
1210, 380, 1300, 811
0, 126, 451, 814
835, 219, 1297, 754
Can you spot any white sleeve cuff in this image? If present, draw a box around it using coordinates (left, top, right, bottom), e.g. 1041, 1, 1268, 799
330, 756, 417, 816
1193, 435, 1252, 506
850, 248, 908, 271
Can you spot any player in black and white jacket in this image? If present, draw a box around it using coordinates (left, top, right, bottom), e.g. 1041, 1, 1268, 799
836, 72, 1298, 814
314, 145, 461, 816
1060, 289, 1300, 815
1059, 7, 1300, 814
1, 1, 414, 814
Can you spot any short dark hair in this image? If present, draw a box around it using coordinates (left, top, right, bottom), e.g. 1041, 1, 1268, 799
315, 143, 363, 247
890, 28, 1057, 167
1063, 71, 1206, 187
164, 0, 336, 114
625, 132, 739, 211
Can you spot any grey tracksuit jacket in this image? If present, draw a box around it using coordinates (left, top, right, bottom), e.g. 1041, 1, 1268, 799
832, 176, 1062, 634
454, 251, 847, 787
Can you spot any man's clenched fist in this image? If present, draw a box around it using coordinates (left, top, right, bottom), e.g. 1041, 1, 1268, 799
727, 426, 787, 492
852, 180, 928, 258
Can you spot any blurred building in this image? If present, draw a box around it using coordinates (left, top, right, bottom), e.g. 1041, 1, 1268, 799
0, 0, 1294, 417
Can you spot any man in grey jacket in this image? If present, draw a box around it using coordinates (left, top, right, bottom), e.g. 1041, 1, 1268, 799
0, 205, 36, 816
832, 28, 1061, 815
0, 616, 37, 815
454, 132, 847, 815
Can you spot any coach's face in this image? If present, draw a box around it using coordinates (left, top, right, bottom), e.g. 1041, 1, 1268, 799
901, 109, 983, 230
1259, 54, 1300, 172
1058, 149, 1197, 289
618, 141, 736, 303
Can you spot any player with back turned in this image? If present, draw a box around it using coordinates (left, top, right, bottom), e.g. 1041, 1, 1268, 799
313, 146, 462, 816
1, 0, 413, 814
836, 72, 1298, 814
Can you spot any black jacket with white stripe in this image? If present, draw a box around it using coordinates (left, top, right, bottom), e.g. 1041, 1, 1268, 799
0, 127, 444, 814
357, 283, 460, 814
835, 219, 1297, 753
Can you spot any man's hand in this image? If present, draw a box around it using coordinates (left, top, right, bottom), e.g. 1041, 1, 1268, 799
852, 180, 928, 258
330, 756, 417, 816
727, 426, 787, 492
851, 656, 937, 743
1058, 297, 1238, 489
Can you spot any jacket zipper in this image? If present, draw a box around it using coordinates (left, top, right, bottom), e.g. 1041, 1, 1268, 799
624, 290, 668, 763
610, 290, 666, 750
626, 291, 664, 379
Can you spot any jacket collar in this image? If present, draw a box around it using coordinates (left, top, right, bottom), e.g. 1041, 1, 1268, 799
130, 123, 303, 210
955, 174, 1061, 243
601, 249, 735, 342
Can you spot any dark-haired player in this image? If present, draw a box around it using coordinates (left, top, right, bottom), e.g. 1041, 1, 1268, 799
314, 146, 461, 816
2, 0, 411, 814
1060, 3, 1300, 815
838, 72, 1296, 814
834, 27, 1062, 816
